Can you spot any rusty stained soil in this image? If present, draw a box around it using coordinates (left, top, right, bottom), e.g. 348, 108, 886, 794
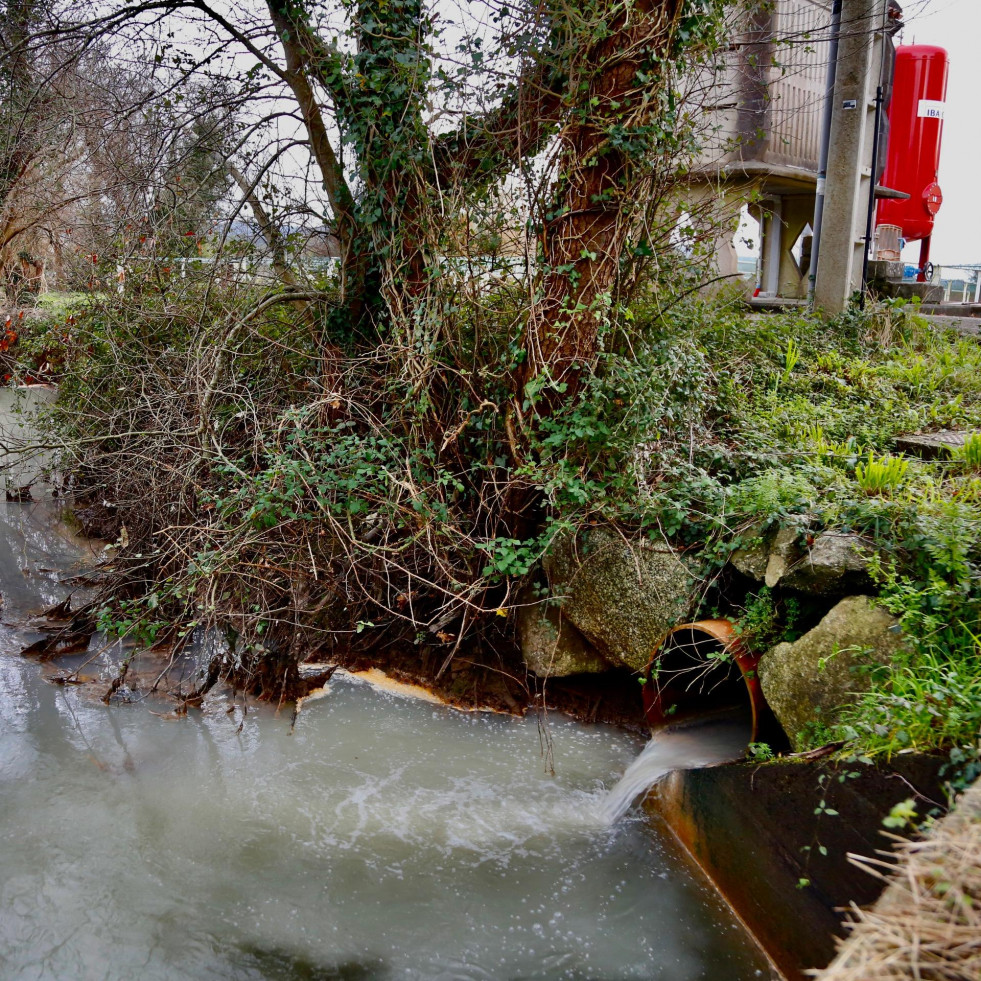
320, 643, 651, 732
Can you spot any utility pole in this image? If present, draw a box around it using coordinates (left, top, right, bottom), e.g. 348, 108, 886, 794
807, 0, 842, 307
813, 0, 888, 314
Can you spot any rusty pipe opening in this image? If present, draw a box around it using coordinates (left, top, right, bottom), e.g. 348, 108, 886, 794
642, 619, 779, 745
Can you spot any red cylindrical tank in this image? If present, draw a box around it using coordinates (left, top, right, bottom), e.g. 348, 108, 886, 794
877, 45, 949, 243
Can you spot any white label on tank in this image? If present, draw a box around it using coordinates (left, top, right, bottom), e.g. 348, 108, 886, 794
917, 100, 945, 119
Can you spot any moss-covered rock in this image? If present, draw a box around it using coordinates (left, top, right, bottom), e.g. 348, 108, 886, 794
758, 595, 906, 749
542, 529, 699, 672
517, 596, 611, 677
726, 521, 807, 586
780, 533, 875, 596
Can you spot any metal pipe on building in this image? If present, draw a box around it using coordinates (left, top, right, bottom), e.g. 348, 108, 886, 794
860, 84, 885, 309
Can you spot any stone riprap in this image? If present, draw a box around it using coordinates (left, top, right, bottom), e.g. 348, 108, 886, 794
758, 595, 906, 750
543, 529, 699, 672
517, 591, 610, 677
780, 533, 875, 596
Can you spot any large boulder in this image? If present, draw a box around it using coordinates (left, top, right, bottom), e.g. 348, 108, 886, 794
779, 533, 875, 596
517, 597, 610, 678
729, 521, 875, 597
758, 595, 906, 750
730, 522, 808, 586
542, 529, 699, 672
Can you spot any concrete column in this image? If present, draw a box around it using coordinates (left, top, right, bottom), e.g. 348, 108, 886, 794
778, 195, 816, 299
813, 0, 886, 314
762, 199, 782, 295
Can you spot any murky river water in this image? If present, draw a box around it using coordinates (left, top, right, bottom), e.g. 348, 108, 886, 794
0, 496, 772, 981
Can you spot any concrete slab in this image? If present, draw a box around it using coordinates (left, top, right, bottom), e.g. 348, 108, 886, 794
748, 296, 807, 312
922, 314, 981, 336
867, 259, 905, 281
893, 429, 974, 460
921, 302, 981, 317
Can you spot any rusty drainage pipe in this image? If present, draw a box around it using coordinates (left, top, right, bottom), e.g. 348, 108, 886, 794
641, 619, 773, 743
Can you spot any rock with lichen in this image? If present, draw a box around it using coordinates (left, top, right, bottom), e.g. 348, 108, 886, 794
780, 533, 876, 596
517, 593, 611, 677
758, 595, 906, 750
542, 529, 699, 672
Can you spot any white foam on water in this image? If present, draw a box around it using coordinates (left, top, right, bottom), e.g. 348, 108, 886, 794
0, 496, 772, 981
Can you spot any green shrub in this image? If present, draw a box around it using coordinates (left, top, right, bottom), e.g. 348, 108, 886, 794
854, 452, 910, 497
949, 432, 981, 470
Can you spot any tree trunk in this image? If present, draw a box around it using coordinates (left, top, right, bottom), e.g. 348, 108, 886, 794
520, 0, 681, 410
353, 0, 432, 308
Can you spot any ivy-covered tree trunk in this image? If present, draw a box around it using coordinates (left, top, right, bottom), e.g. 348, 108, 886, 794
268, 0, 437, 333
353, 0, 432, 305
520, 0, 683, 410
266, 0, 366, 321
268, 0, 696, 369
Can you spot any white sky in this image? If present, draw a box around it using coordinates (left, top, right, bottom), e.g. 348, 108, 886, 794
903, 0, 979, 265
156, 0, 974, 266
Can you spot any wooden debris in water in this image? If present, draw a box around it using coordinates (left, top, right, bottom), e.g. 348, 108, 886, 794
814, 779, 981, 981
293, 664, 338, 726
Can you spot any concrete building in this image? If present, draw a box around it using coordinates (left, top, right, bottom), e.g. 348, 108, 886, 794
692, 0, 893, 311
690, 0, 830, 298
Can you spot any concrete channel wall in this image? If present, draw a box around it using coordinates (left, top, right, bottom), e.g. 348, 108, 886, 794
646, 756, 946, 981
0, 385, 59, 492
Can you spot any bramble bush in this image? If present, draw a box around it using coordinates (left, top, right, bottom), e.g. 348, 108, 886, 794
28, 273, 981, 752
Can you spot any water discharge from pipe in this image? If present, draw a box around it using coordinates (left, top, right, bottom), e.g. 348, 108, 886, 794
0, 508, 770, 979
599, 716, 752, 825
0, 391, 777, 980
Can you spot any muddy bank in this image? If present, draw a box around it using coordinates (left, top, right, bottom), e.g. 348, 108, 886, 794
319, 643, 651, 733
17, 577, 650, 732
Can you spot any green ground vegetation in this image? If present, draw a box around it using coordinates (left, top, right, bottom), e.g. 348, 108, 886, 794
684, 295, 981, 771
15, 282, 981, 770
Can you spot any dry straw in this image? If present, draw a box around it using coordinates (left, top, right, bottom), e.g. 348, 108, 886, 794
815, 780, 981, 981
